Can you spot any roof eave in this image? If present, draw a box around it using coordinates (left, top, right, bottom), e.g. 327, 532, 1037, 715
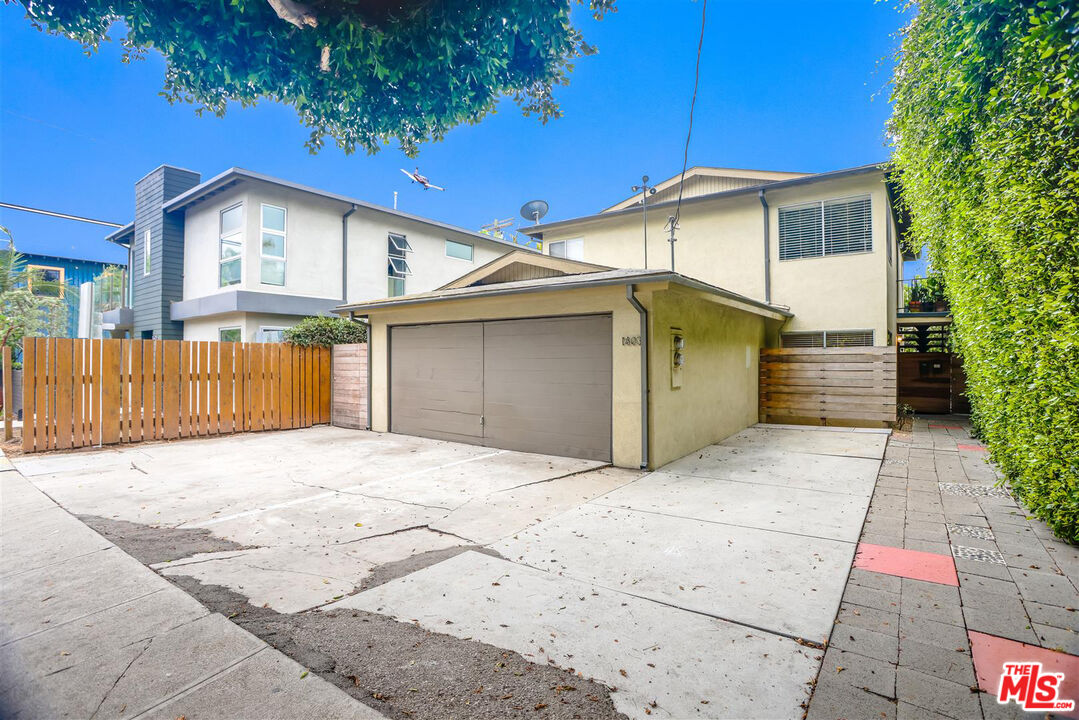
523, 162, 890, 237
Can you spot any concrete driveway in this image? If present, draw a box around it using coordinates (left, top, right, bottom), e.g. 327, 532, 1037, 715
14, 423, 887, 718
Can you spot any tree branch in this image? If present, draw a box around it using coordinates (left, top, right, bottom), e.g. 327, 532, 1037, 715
266, 0, 318, 28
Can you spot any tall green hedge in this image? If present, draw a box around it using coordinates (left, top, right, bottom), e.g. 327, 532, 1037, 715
283, 316, 366, 347
892, 0, 1079, 542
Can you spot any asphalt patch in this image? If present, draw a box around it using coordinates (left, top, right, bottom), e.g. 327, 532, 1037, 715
95, 519, 627, 720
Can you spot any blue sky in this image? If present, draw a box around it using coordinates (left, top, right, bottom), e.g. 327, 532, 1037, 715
0, 1, 910, 268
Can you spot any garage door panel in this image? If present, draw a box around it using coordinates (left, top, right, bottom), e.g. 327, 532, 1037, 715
391, 323, 483, 441
483, 315, 612, 462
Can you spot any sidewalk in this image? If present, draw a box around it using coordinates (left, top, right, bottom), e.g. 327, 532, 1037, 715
0, 450, 384, 720
809, 415, 1079, 720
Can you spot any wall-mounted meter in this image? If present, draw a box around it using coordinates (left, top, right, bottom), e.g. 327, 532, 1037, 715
671, 329, 685, 389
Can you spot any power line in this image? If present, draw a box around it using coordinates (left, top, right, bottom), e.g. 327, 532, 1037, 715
667, 0, 708, 272
0, 201, 124, 228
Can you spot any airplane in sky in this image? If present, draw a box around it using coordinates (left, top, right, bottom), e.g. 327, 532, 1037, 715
400, 168, 445, 191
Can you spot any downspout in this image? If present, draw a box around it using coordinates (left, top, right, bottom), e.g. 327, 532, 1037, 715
625, 284, 649, 470
759, 189, 771, 303
341, 204, 358, 303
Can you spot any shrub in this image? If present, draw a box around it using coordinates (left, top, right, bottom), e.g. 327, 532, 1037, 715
283, 316, 366, 347
891, 0, 1079, 542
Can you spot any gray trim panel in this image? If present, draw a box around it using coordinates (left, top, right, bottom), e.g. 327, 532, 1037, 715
171, 290, 340, 321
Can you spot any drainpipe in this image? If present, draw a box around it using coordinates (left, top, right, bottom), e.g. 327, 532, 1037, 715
625, 284, 649, 470
759, 189, 771, 303
341, 204, 358, 303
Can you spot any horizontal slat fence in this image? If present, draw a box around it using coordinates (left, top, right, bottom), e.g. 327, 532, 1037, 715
21, 338, 330, 453
331, 343, 368, 430
760, 346, 897, 427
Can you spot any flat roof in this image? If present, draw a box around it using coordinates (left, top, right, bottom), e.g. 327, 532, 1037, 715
160, 167, 532, 252
523, 163, 889, 236
337, 267, 792, 319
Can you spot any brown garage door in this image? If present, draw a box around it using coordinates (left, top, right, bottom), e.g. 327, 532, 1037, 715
389, 315, 612, 462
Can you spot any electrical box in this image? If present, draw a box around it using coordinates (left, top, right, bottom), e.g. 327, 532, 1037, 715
670, 328, 685, 389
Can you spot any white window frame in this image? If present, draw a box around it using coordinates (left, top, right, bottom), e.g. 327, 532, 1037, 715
258, 326, 287, 343
219, 326, 242, 343
445, 238, 474, 262
259, 203, 286, 286
219, 203, 244, 288
389, 233, 413, 253
388, 256, 413, 275
548, 237, 584, 260
778, 194, 873, 261
143, 229, 151, 276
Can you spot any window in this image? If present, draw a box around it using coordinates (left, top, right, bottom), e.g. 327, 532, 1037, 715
259, 326, 287, 343
260, 204, 286, 286
445, 239, 473, 261
219, 204, 243, 287
778, 196, 872, 260
28, 265, 64, 296
548, 237, 583, 261
142, 229, 152, 276
387, 233, 412, 297
219, 327, 242, 342
781, 330, 874, 348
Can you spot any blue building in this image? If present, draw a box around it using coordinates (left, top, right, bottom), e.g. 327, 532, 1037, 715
18, 252, 125, 337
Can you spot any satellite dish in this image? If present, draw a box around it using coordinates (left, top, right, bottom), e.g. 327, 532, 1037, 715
520, 199, 549, 225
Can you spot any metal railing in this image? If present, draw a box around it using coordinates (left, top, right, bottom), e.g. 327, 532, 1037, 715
898, 277, 949, 314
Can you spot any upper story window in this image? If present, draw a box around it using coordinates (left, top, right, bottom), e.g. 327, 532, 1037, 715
260, 204, 286, 286
219, 204, 243, 287
778, 196, 872, 261
548, 237, 583, 260
142, 229, 152, 276
28, 265, 64, 296
445, 239, 473, 261
387, 232, 412, 297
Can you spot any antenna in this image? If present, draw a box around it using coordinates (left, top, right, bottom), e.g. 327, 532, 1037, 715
520, 200, 549, 226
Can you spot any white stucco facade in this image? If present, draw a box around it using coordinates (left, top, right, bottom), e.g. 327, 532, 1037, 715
175, 176, 515, 341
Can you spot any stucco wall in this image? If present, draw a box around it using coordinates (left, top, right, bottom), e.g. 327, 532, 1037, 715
181, 183, 514, 306
538, 172, 900, 346
183, 312, 300, 342
647, 287, 770, 467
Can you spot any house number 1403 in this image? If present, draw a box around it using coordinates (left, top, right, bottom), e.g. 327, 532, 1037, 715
621, 335, 642, 346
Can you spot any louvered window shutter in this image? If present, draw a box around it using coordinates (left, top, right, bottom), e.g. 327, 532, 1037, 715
824, 197, 872, 255
778, 204, 823, 260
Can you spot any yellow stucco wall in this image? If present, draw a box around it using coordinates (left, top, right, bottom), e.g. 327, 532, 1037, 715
647, 286, 772, 467
538, 171, 900, 346
358, 282, 782, 470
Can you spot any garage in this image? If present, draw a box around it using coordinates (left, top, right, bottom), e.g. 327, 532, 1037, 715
390, 315, 613, 462
339, 252, 791, 469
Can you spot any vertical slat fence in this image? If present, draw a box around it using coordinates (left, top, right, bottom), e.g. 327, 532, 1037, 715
20, 338, 330, 452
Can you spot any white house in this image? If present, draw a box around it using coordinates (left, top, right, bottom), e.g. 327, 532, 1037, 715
103, 165, 521, 342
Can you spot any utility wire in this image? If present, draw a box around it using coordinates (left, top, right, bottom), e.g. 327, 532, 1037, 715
673, 0, 707, 228
0, 201, 124, 228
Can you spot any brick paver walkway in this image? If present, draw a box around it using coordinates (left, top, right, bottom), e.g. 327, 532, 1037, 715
809, 415, 1079, 720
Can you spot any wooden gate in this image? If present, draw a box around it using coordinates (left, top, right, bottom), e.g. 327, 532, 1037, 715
21, 338, 330, 453
760, 346, 897, 426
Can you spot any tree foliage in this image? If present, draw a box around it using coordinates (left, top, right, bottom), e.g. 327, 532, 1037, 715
13, 0, 615, 155
284, 315, 366, 346
0, 232, 69, 351
891, 0, 1079, 541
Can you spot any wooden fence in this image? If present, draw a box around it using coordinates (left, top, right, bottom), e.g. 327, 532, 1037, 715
759, 346, 897, 427
21, 338, 330, 453
331, 343, 368, 430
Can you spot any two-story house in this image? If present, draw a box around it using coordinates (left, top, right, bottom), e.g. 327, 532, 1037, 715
521, 163, 902, 348
102, 165, 521, 342
338, 162, 906, 469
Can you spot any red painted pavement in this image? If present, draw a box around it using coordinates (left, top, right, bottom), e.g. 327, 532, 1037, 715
853, 543, 959, 586
969, 630, 1079, 719
957, 443, 988, 452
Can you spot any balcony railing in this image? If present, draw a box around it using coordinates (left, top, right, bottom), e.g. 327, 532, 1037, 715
898, 277, 950, 315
